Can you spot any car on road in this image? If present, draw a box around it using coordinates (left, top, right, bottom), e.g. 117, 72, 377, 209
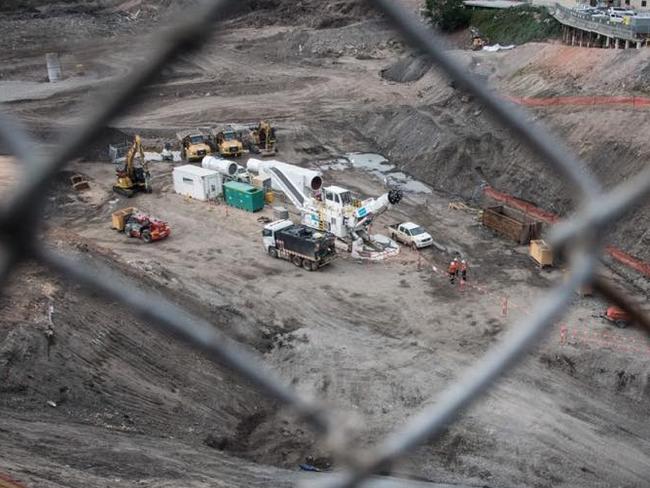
608, 7, 635, 22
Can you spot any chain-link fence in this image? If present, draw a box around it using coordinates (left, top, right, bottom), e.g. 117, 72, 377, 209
1, 1, 649, 487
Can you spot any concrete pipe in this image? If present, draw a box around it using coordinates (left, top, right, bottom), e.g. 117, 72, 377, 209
202, 156, 237, 176
247, 158, 323, 192
46, 53, 62, 82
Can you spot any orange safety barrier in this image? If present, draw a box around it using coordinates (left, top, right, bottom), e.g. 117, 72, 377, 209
483, 186, 559, 224
505, 95, 650, 110
483, 186, 650, 278
605, 245, 650, 278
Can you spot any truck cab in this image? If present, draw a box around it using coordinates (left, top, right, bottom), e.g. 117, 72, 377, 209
181, 133, 212, 162
262, 219, 293, 252
214, 126, 244, 158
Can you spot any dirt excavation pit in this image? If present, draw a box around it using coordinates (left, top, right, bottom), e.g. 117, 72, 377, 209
1, 3, 650, 488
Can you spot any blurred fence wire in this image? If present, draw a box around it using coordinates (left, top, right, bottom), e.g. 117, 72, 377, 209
1, 0, 649, 487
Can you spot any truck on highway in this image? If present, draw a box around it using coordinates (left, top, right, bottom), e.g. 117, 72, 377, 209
387, 222, 433, 249
262, 219, 336, 271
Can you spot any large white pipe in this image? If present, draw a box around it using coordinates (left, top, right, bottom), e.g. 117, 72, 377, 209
247, 158, 322, 191
46, 53, 62, 82
202, 155, 237, 176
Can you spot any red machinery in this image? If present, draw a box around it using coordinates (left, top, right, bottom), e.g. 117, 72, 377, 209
112, 208, 170, 243
603, 306, 632, 328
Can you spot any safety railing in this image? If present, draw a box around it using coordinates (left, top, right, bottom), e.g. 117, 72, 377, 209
552, 3, 650, 38
1, 1, 650, 487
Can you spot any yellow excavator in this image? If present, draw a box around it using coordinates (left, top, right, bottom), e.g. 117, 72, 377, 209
470, 27, 488, 51
113, 134, 152, 197
250, 120, 276, 156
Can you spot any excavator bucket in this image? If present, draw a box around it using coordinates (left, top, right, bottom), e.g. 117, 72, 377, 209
70, 174, 90, 191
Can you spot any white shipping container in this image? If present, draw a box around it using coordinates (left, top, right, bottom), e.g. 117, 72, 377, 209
173, 164, 222, 201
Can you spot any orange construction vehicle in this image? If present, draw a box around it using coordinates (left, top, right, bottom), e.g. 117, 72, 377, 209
111, 208, 170, 243
603, 305, 632, 328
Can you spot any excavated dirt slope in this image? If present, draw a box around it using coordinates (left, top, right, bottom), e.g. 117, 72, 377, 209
369, 43, 650, 268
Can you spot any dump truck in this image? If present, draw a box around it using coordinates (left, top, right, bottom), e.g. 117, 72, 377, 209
211, 125, 243, 158
262, 219, 336, 271
111, 207, 170, 243
178, 131, 212, 162
387, 222, 433, 249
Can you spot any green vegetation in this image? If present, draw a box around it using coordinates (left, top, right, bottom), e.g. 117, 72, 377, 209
470, 6, 562, 45
425, 0, 472, 32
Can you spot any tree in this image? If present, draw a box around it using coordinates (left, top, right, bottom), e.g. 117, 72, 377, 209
425, 0, 471, 32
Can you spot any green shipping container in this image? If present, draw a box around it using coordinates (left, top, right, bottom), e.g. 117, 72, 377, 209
223, 181, 265, 212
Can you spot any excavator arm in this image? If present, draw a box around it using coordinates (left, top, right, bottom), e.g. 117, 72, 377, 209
351, 189, 402, 230
114, 134, 151, 197
121, 135, 144, 177
255, 121, 276, 154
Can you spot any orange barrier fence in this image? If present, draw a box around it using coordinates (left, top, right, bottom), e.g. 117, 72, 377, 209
483, 186, 650, 278
414, 245, 649, 353
483, 186, 559, 224
505, 95, 650, 109
605, 245, 650, 278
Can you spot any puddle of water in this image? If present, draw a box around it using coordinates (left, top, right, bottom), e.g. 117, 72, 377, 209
383, 171, 432, 194
318, 152, 432, 195
345, 152, 395, 172
320, 160, 348, 171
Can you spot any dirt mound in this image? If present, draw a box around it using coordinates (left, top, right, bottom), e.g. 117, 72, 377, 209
381, 55, 432, 83
540, 349, 650, 402
80, 126, 132, 161
0, 260, 270, 441
232, 0, 377, 29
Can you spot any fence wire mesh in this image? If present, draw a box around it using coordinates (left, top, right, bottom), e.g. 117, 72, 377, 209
1, 1, 649, 486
